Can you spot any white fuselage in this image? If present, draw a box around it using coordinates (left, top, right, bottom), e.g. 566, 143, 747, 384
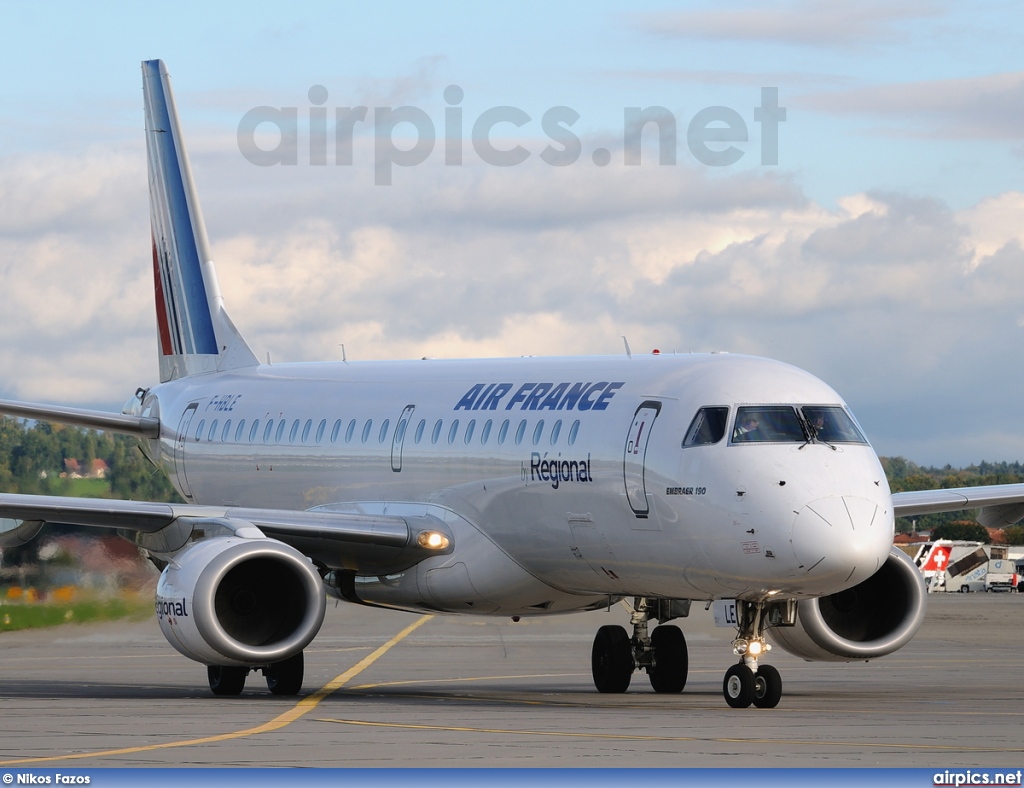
137, 352, 895, 613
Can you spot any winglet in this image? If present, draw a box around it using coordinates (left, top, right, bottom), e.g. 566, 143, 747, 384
142, 59, 258, 382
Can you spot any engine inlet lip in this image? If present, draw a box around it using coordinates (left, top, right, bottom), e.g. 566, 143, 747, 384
192, 539, 326, 664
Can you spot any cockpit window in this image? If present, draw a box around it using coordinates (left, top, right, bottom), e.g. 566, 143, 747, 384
732, 406, 806, 443
800, 405, 867, 444
683, 407, 729, 446
731, 404, 869, 445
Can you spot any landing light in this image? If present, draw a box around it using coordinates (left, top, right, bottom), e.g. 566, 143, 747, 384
417, 531, 450, 550
748, 641, 763, 657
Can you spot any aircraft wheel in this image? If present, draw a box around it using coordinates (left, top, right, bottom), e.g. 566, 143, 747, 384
208, 665, 247, 696
752, 664, 782, 708
648, 625, 688, 693
723, 663, 754, 708
592, 625, 633, 693
266, 651, 304, 696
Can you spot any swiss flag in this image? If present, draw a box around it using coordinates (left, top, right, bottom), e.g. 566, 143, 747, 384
922, 545, 952, 572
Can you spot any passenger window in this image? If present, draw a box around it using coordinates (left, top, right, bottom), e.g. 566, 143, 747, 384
431, 419, 443, 444
464, 419, 475, 444
396, 418, 408, 444
331, 419, 342, 443
515, 420, 527, 445
235, 420, 246, 442
414, 419, 426, 443
195, 420, 205, 441
248, 420, 259, 442
732, 406, 805, 443
568, 419, 580, 446
301, 419, 313, 443
532, 420, 545, 446
289, 419, 300, 443
208, 419, 218, 441
221, 420, 232, 442
481, 419, 492, 444
379, 419, 390, 443
361, 419, 373, 443
316, 419, 327, 443
276, 420, 287, 443
264, 419, 275, 442
448, 419, 460, 444
498, 419, 510, 444
684, 407, 729, 446
345, 419, 356, 442
550, 420, 562, 445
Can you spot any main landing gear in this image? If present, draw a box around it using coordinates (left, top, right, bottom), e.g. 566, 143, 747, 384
589, 598, 788, 708
722, 601, 782, 709
591, 597, 689, 694
207, 651, 305, 696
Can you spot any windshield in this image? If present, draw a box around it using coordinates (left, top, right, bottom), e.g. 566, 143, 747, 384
731, 405, 867, 445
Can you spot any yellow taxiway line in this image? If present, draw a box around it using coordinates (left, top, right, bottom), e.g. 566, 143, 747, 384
0, 615, 433, 766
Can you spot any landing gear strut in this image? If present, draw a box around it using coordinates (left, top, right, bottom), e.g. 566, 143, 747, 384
722, 601, 783, 709
590, 598, 689, 694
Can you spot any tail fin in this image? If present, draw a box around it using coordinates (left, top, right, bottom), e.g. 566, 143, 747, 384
142, 59, 258, 382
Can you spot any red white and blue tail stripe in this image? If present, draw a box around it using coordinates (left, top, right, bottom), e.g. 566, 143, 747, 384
142, 60, 257, 382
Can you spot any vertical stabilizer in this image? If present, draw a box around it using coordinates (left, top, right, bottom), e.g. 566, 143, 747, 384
142, 59, 258, 382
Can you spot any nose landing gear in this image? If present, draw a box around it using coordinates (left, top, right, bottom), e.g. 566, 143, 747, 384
723, 601, 783, 708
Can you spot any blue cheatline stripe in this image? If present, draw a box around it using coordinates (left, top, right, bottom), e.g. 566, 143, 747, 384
143, 59, 218, 357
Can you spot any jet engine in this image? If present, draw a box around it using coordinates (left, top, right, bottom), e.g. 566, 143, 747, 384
768, 547, 926, 662
155, 535, 326, 666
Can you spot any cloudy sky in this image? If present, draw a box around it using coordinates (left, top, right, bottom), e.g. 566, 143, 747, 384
1, 0, 1022, 466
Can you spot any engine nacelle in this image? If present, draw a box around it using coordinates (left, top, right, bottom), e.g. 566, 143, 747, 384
768, 547, 926, 662
156, 536, 326, 666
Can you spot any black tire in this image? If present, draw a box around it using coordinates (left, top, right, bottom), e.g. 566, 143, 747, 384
208, 665, 247, 696
648, 625, 688, 694
591, 625, 633, 693
266, 651, 304, 696
752, 664, 782, 708
723, 663, 754, 708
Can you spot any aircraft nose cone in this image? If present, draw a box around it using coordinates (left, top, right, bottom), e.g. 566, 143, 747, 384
791, 496, 891, 589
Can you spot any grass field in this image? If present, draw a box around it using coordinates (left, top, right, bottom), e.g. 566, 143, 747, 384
0, 592, 153, 632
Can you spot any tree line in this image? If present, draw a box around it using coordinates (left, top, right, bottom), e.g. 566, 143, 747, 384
1, 418, 1022, 543
0, 418, 181, 502
882, 456, 1024, 544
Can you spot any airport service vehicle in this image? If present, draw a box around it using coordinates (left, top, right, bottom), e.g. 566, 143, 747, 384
4, 60, 1024, 708
914, 541, 1015, 593
984, 559, 1018, 592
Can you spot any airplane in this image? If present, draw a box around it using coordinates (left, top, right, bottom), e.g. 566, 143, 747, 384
3, 59, 1024, 708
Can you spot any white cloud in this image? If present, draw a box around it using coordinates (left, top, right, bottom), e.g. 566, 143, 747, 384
798, 71, 1024, 140
635, 1, 942, 48
2, 136, 1024, 465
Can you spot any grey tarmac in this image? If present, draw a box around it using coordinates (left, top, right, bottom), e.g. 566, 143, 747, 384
0, 593, 1021, 768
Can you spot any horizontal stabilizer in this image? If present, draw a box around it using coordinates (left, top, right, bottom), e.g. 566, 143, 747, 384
0, 398, 160, 438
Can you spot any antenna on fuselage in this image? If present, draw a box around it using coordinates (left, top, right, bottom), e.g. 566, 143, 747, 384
622, 336, 632, 360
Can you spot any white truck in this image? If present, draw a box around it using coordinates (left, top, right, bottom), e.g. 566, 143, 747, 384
912, 540, 1017, 593
984, 558, 1019, 592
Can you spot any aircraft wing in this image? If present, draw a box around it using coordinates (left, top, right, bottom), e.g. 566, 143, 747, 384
0, 492, 452, 575
0, 398, 159, 438
892, 483, 1024, 527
